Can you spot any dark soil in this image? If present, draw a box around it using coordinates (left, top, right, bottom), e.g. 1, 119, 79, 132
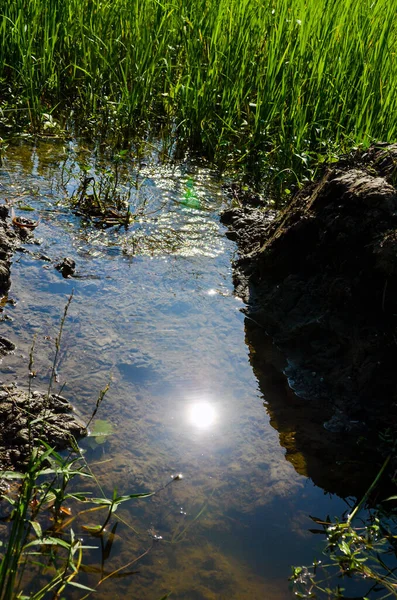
55, 256, 76, 278
0, 204, 19, 294
222, 143, 397, 496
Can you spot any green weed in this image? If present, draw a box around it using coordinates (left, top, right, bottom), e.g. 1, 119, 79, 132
291, 456, 397, 599
0, 297, 166, 598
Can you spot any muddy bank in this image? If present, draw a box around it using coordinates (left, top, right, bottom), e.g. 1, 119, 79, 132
0, 204, 18, 294
0, 384, 86, 470
0, 205, 86, 470
222, 144, 397, 494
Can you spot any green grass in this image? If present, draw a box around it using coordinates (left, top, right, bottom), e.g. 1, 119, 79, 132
0, 440, 156, 599
291, 455, 397, 599
0, 297, 157, 599
0, 0, 396, 181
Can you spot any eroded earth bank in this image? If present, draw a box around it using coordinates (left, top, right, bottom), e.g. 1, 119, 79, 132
222, 144, 397, 496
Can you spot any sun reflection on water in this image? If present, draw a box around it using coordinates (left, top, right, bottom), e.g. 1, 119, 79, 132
188, 400, 217, 430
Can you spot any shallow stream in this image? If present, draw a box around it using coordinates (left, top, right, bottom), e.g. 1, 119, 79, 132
0, 139, 350, 599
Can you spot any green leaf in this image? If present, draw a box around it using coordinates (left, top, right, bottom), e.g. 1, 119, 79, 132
114, 492, 154, 503
82, 524, 103, 533
84, 497, 113, 506
0, 471, 26, 480
36, 468, 59, 476
88, 419, 114, 444
24, 537, 72, 550
339, 540, 351, 556
67, 492, 93, 501
67, 581, 96, 591
37, 440, 64, 463
17, 203, 35, 211
30, 521, 42, 539
1, 495, 16, 505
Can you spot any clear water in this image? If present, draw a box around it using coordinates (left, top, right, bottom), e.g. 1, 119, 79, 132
0, 139, 350, 599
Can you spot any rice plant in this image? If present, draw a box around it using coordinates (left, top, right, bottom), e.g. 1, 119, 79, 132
0, 0, 395, 184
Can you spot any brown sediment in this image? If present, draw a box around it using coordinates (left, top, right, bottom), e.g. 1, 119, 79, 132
222, 144, 397, 496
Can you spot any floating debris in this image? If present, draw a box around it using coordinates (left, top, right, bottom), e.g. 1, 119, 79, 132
147, 527, 163, 541
12, 215, 38, 230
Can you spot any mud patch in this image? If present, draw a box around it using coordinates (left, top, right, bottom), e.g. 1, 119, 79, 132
0, 205, 18, 293
0, 336, 15, 356
0, 383, 86, 470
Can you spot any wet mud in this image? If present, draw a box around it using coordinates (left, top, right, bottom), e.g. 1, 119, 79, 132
0, 204, 19, 294
0, 384, 86, 470
222, 144, 397, 495
0, 206, 85, 470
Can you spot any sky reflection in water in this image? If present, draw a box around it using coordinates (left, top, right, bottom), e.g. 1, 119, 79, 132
0, 140, 352, 600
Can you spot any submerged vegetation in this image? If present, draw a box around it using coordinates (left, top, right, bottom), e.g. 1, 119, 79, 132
0, 0, 396, 185
0, 439, 156, 599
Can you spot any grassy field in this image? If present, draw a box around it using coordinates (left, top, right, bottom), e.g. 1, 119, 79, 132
1, 0, 396, 183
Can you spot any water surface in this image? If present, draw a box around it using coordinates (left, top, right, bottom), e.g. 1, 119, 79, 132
0, 139, 349, 599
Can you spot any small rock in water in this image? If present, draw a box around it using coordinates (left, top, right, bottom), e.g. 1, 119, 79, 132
55, 257, 76, 278
0, 205, 9, 219
0, 336, 15, 356
0, 262, 10, 285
